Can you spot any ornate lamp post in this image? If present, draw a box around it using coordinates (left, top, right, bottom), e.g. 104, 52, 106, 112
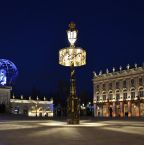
59, 22, 86, 124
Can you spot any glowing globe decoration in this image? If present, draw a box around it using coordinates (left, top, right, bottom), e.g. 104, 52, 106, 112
0, 59, 18, 86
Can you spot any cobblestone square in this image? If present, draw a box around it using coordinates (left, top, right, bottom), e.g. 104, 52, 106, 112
0, 117, 144, 145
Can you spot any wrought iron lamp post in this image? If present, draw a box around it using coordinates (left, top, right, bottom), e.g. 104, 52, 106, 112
59, 22, 86, 124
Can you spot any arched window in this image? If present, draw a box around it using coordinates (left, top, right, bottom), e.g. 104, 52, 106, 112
123, 89, 127, 100
102, 92, 106, 100
96, 92, 100, 101
139, 87, 144, 97
131, 88, 135, 99
108, 91, 113, 100
116, 90, 120, 100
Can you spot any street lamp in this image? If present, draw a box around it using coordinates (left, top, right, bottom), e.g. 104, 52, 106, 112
59, 22, 86, 124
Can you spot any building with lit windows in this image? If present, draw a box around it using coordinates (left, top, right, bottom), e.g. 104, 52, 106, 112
10, 95, 53, 117
0, 88, 54, 117
93, 64, 144, 117
0, 59, 53, 117
0, 59, 18, 113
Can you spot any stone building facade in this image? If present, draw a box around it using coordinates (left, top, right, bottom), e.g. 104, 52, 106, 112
0, 87, 53, 117
93, 64, 144, 117
10, 95, 53, 117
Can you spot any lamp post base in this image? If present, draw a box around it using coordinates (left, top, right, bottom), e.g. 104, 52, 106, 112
67, 97, 80, 124
67, 66, 80, 124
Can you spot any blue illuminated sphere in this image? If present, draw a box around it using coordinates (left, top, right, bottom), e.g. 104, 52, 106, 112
0, 59, 18, 86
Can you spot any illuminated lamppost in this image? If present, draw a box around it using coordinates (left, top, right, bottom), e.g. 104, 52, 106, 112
59, 22, 86, 124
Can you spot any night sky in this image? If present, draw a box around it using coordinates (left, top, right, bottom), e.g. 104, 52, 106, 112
0, 1, 144, 97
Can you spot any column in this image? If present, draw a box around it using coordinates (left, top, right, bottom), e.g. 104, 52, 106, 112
128, 101, 132, 117
138, 101, 141, 117
93, 103, 97, 117
112, 102, 116, 117
135, 77, 138, 98
120, 101, 124, 117
106, 102, 109, 117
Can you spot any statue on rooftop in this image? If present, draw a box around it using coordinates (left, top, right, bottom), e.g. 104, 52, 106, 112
93, 71, 97, 77
127, 64, 130, 70
112, 67, 115, 72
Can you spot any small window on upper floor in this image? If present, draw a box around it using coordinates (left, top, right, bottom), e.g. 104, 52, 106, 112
123, 80, 127, 88
131, 79, 135, 87
109, 83, 112, 90
96, 85, 99, 91
102, 84, 106, 90
116, 82, 119, 89
139, 78, 143, 86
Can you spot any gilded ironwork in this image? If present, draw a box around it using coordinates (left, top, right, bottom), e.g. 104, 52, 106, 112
59, 22, 86, 124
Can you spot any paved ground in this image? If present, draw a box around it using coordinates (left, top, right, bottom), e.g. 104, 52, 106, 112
0, 116, 144, 145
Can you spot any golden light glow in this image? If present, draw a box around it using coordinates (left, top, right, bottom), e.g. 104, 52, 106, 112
59, 22, 86, 67
67, 22, 78, 46
59, 47, 86, 67
67, 30, 77, 46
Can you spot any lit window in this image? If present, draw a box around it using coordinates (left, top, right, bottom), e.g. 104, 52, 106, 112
116, 90, 120, 100
102, 92, 106, 100
123, 89, 127, 100
116, 94, 120, 100
131, 88, 135, 99
108, 91, 113, 100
